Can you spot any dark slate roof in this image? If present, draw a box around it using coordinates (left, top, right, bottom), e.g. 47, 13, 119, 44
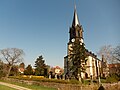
72, 5, 80, 27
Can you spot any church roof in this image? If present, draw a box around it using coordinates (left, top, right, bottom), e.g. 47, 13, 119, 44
72, 5, 80, 27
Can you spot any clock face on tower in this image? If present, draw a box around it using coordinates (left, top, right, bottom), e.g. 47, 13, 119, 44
71, 38, 75, 42
80, 38, 83, 43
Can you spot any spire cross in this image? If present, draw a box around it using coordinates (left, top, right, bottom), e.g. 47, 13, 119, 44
74, 3, 76, 11
72, 4, 80, 27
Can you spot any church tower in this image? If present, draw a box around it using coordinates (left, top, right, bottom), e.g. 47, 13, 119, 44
67, 5, 84, 56
64, 5, 85, 78
64, 5, 103, 79
69, 5, 84, 44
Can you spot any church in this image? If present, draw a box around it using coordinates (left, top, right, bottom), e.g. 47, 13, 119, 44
64, 6, 108, 79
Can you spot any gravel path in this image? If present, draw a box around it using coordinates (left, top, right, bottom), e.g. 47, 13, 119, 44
0, 81, 32, 90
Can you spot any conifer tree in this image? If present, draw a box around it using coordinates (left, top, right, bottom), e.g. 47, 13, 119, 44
34, 55, 46, 76
24, 64, 33, 75
69, 39, 87, 81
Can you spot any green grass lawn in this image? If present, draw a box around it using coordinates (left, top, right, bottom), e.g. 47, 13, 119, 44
20, 84, 57, 90
0, 84, 17, 90
12, 82, 57, 90
0, 79, 57, 90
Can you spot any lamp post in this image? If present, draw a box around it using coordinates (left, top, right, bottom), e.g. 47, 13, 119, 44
98, 61, 101, 86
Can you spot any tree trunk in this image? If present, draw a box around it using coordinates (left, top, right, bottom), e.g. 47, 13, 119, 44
6, 65, 12, 78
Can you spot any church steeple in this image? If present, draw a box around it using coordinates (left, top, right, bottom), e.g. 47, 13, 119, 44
69, 5, 84, 43
72, 5, 80, 27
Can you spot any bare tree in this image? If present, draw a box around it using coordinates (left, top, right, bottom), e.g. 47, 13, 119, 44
112, 45, 120, 62
0, 48, 24, 77
97, 45, 120, 64
97, 45, 113, 63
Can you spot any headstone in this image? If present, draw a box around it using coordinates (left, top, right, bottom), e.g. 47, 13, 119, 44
55, 74, 57, 79
49, 74, 51, 79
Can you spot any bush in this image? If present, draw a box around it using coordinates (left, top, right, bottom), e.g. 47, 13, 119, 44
69, 79, 80, 84
100, 79, 107, 83
9, 75, 83, 84
106, 74, 119, 83
82, 79, 90, 84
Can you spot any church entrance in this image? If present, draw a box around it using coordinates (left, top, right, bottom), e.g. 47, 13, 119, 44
85, 73, 88, 79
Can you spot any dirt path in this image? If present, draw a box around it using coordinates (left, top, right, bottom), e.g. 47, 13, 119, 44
0, 81, 32, 90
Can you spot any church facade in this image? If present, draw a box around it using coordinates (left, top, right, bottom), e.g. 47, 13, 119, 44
64, 6, 108, 79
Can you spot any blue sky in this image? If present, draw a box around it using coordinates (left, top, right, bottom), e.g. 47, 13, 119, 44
0, 0, 120, 67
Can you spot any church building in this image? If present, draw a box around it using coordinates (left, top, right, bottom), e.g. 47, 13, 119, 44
64, 6, 108, 79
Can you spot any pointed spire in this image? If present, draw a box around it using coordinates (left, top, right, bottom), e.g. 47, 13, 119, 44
72, 4, 80, 27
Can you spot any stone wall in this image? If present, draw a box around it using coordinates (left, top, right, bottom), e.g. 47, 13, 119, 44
2, 78, 120, 90
2, 78, 98, 90
103, 82, 120, 90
